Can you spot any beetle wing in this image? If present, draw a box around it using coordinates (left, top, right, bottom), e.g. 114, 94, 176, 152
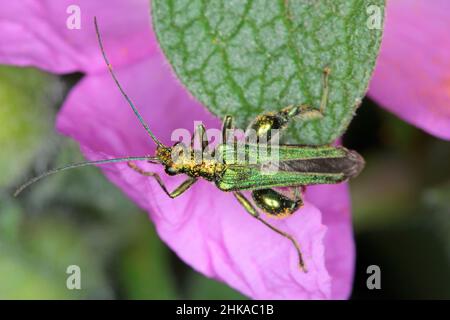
216, 164, 345, 191
215, 144, 364, 191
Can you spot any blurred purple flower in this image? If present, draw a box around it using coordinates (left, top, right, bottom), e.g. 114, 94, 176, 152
2, 0, 447, 299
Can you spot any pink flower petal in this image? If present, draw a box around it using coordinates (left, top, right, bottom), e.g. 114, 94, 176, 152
57, 48, 354, 299
0, 0, 155, 73
369, 0, 450, 140
306, 184, 354, 299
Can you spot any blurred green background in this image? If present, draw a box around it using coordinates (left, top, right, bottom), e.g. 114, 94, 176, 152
0, 65, 449, 299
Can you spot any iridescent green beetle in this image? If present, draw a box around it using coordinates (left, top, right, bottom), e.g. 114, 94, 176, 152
15, 18, 364, 272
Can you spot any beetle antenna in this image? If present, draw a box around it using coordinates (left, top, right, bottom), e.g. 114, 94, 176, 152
94, 17, 165, 148
14, 156, 160, 197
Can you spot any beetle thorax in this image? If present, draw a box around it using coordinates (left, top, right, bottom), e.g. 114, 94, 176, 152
156, 145, 225, 180
180, 157, 225, 180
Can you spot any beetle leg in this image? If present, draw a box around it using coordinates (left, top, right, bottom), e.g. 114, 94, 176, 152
281, 67, 330, 120
222, 115, 234, 144
233, 191, 307, 272
251, 188, 303, 218
292, 186, 305, 202
319, 66, 331, 115
247, 67, 330, 142
191, 123, 209, 151
128, 162, 197, 198
191, 124, 209, 164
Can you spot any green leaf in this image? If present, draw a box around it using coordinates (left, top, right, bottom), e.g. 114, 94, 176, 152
0, 66, 63, 187
152, 0, 385, 144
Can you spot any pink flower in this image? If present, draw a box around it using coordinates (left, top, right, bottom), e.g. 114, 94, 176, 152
368, 0, 450, 140
1, 0, 447, 299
